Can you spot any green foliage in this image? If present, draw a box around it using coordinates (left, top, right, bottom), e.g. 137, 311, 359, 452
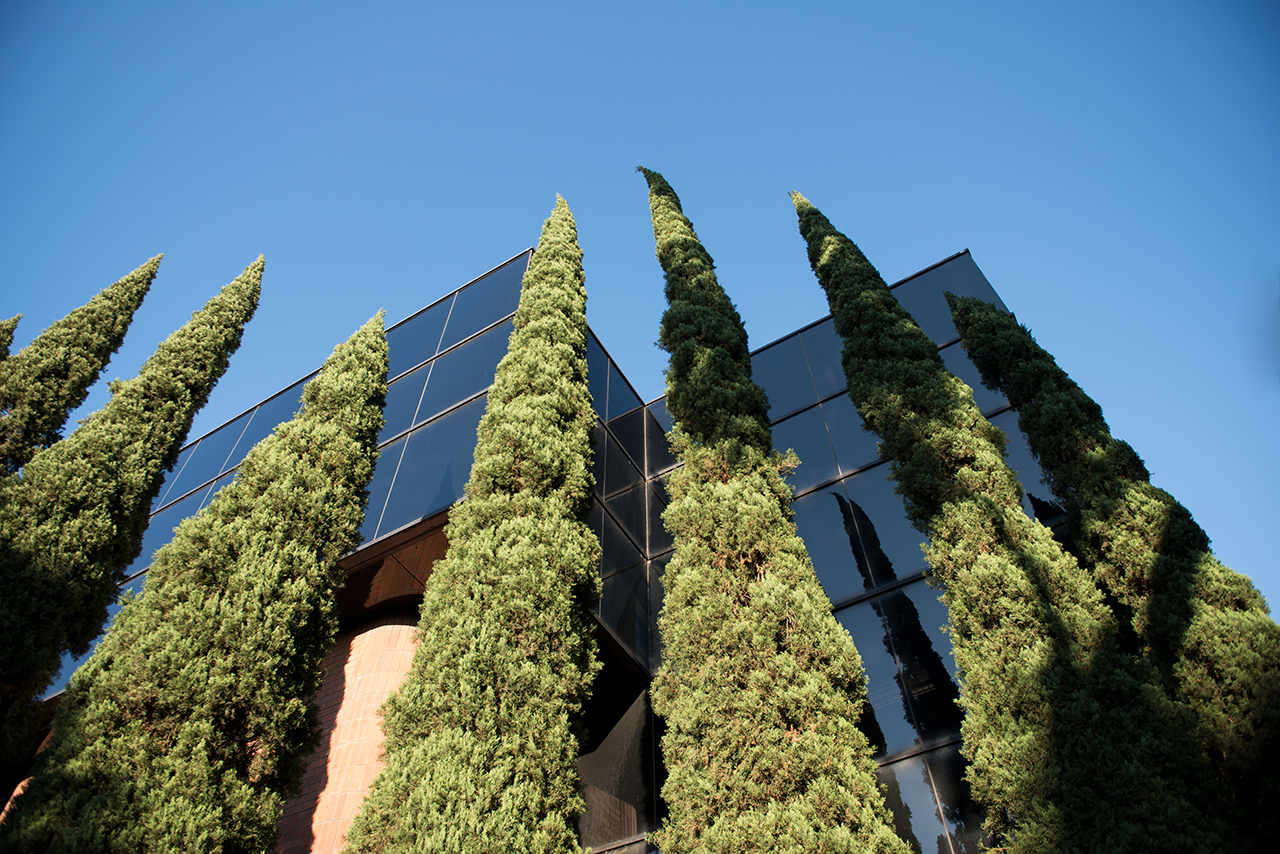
947, 293, 1280, 841
0, 256, 160, 474
0, 315, 19, 361
792, 193, 1230, 853
342, 198, 601, 854
0, 258, 261, 768
642, 170, 906, 854
0, 311, 388, 853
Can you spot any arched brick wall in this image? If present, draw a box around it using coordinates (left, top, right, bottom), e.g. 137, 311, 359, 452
275, 613, 418, 854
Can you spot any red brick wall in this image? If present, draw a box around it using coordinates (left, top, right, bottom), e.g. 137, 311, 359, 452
275, 613, 418, 854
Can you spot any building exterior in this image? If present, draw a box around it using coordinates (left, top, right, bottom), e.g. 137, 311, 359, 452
46, 246, 1060, 854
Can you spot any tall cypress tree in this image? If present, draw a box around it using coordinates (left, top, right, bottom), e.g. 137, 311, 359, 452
0, 256, 161, 474
0, 312, 388, 853
946, 293, 1280, 839
0, 315, 19, 362
791, 192, 1230, 853
342, 197, 601, 854
641, 169, 906, 854
0, 258, 261, 765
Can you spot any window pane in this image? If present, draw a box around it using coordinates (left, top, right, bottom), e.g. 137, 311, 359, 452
844, 464, 928, 578
791, 486, 865, 606
415, 320, 511, 424
987, 409, 1065, 524
876, 753, 950, 854
800, 318, 847, 399
891, 253, 1008, 346
577, 680, 658, 848
129, 488, 206, 576
926, 743, 986, 851
644, 409, 678, 477
647, 481, 673, 557
591, 423, 607, 499
939, 342, 1006, 415
607, 360, 642, 422
360, 435, 407, 543
197, 471, 235, 512
823, 393, 881, 475
42, 571, 148, 698
772, 406, 839, 494
600, 562, 649, 665
837, 601, 917, 756
606, 483, 647, 559
754, 334, 815, 421
376, 396, 485, 536
880, 579, 962, 745
164, 413, 250, 500
609, 407, 645, 476
438, 254, 527, 352
380, 364, 431, 443
387, 298, 451, 381
600, 510, 643, 579
226, 379, 308, 470
587, 331, 609, 421
152, 442, 197, 511
603, 428, 642, 499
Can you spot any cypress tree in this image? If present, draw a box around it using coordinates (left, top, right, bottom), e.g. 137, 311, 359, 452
946, 293, 1280, 838
0, 256, 161, 474
0, 312, 388, 853
791, 192, 1230, 853
342, 197, 601, 854
0, 315, 19, 362
0, 258, 261, 765
641, 168, 906, 854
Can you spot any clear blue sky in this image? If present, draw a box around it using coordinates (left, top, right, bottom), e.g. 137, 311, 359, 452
3, 2, 1277, 605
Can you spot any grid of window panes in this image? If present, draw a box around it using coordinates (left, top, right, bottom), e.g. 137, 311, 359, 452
43, 251, 533, 697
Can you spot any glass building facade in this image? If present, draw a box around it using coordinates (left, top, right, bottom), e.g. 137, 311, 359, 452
48, 247, 1068, 854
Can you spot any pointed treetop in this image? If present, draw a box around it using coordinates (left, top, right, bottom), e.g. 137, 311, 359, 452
639, 166, 770, 450
0, 315, 19, 360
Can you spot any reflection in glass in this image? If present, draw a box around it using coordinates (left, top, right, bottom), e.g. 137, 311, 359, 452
226, 379, 309, 472
844, 465, 928, 576
379, 364, 431, 442
876, 753, 946, 854
986, 410, 1066, 525
197, 472, 235, 512
609, 408, 646, 477
387, 298, 451, 381
415, 320, 512, 425
646, 482, 673, 556
607, 360, 642, 422
43, 570, 148, 698
606, 484, 647, 558
837, 601, 917, 756
927, 743, 986, 853
375, 396, 486, 537
753, 334, 815, 421
644, 409, 678, 477
601, 562, 649, 665
891, 254, 1008, 346
792, 487, 862, 604
587, 332, 609, 421
814, 394, 878, 477
800, 318, 847, 399
438, 254, 527, 352
152, 442, 197, 511
939, 343, 1006, 415
772, 405, 838, 494
601, 511, 643, 579
164, 413, 250, 500
603, 429, 642, 498
360, 435, 407, 543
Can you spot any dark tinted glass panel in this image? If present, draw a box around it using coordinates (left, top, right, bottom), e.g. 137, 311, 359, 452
800, 318, 847, 399
648, 398, 673, 433
601, 562, 649, 665
647, 482, 673, 556
376, 396, 485, 536
837, 601, 917, 756
153, 442, 197, 511
585, 501, 605, 554
791, 486, 865, 605
603, 428, 642, 498
823, 393, 881, 475
416, 320, 511, 424
380, 364, 431, 442
876, 753, 950, 854
587, 332, 609, 420
648, 554, 669, 673
901, 581, 957, 682
891, 253, 1008, 346
228, 380, 309, 468
880, 581, 962, 745
772, 406, 839, 494
607, 360, 642, 422
644, 410, 678, 477
165, 414, 250, 500
601, 510, 643, 578
607, 484, 647, 558
132, 488, 205, 576
939, 342, 1006, 415
926, 744, 986, 851
591, 424, 607, 499
43, 570, 149, 698
577, 680, 658, 848
844, 465, 928, 578
197, 472, 235, 512
987, 410, 1064, 524
387, 298, 451, 381
438, 255, 527, 352
754, 334, 816, 421
609, 407, 645, 475
360, 435, 406, 543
